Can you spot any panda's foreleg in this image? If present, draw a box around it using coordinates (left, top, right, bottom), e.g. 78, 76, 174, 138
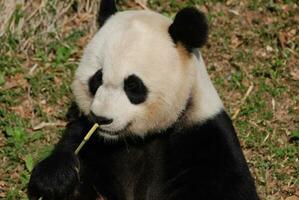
28, 119, 92, 200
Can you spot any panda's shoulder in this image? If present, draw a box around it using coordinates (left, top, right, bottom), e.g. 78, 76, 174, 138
189, 110, 236, 138
168, 110, 241, 154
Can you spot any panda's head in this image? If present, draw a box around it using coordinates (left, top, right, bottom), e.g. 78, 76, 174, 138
72, 0, 222, 139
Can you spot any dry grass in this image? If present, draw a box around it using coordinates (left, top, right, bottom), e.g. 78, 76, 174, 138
0, 0, 298, 199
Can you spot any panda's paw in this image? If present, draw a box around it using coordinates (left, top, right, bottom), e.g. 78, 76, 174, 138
28, 151, 80, 200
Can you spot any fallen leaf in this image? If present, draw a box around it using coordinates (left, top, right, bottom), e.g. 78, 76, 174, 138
266, 45, 274, 52
74, 13, 93, 25
54, 76, 62, 85
11, 171, 19, 180
32, 121, 66, 130
231, 35, 242, 48
0, 136, 5, 147
285, 196, 299, 200
0, 180, 6, 198
244, 11, 254, 25
1, 73, 28, 90
279, 32, 288, 48
290, 68, 299, 81
76, 34, 92, 48
10, 98, 33, 118
228, 9, 239, 16
295, 103, 299, 114
281, 4, 290, 12
0, 181, 6, 188
1, 81, 18, 90
0, 192, 5, 198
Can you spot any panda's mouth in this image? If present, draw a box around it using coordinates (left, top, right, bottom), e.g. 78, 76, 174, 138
97, 123, 132, 138
98, 129, 119, 139
98, 128, 117, 134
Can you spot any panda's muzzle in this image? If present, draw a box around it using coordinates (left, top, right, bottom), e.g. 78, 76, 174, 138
89, 112, 113, 125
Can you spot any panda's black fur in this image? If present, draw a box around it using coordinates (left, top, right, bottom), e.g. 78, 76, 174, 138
169, 7, 209, 51
29, 104, 259, 200
28, 1, 259, 199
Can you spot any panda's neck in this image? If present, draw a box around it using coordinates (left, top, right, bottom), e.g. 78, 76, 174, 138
184, 52, 224, 125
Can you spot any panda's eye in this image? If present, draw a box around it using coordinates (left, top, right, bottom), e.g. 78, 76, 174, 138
124, 75, 148, 104
88, 69, 103, 96
126, 79, 140, 90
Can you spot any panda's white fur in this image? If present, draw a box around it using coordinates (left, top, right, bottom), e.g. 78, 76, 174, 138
72, 10, 223, 139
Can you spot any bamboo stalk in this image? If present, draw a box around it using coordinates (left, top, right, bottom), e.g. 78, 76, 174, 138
75, 123, 99, 155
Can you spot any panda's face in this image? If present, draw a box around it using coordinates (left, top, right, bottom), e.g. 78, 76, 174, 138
72, 11, 196, 139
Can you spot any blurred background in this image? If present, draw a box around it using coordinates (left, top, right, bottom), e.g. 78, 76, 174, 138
0, 0, 298, 199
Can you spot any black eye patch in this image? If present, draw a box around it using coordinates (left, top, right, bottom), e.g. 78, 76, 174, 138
88, 69, 103, 95
124, 75, 148, 104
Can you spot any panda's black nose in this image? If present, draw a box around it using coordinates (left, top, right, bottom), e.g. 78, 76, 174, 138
89, 112, 113, 125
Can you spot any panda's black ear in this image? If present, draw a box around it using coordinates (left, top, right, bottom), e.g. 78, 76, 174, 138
98, 0, 117, 27
169, 7, 208, 51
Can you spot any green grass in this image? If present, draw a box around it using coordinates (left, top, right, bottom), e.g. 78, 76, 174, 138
0, 0, 298, 199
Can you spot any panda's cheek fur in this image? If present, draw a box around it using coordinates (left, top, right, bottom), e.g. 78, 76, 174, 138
132, 67, 194, 134
71, 79, 93, 115
132, 98, 178, 134
144, 101, 165, 130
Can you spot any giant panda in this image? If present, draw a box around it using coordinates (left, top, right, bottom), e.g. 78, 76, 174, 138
28, 0, 259, 200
